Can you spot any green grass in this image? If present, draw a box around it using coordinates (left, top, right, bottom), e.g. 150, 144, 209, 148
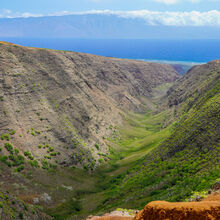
0, 73, 219, 219
39, 109, 174, 219
95, 79, 220, 211
45, 79, 220, 217
0, 108, 176, 219
102, 111, 173, 176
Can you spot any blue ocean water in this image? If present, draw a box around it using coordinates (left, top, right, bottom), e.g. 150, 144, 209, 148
1, 38, 220, 64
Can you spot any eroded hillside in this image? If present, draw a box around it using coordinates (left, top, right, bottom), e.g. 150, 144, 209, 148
0, 41, 178, 170
0, 42, 219, 220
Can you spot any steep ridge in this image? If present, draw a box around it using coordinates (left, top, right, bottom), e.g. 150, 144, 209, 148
98, 60, 220, 211
0, 41, 178, 170
166, 60, 220, 109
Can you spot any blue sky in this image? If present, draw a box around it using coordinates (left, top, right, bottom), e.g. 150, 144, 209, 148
1, 0, 220, 14
1, 0, 220, 26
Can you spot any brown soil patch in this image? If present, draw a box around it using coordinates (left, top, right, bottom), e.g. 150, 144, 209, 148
18, 194, 38, 204
204, 192, 220, 202
135, 192, 220, 220
89, 217, 133, 220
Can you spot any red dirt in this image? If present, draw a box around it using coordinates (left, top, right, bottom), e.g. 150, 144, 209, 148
89, 217, 133, 220
134, 192, 220, 220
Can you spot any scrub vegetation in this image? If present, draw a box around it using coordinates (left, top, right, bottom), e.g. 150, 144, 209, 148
0, 42, 219, 219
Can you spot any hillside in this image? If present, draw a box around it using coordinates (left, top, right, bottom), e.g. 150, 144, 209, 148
0, 42, 219, 219
0, 41, 178, 171
0, 189, 52, 219
96, 60, 220, 212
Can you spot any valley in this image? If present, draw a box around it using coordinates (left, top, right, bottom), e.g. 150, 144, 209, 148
0, 41, 219, 219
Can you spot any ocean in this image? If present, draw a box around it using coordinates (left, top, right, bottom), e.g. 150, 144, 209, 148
1, 38, 219, 64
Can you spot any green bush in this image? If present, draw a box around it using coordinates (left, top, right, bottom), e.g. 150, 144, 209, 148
15, 165, 24, 172
14, 148, 19, 154
29, 160, 39, 168
1, 133, 10, 141
95, 144, 100, 150
24, 151, 34, 160
98, 158, 104, 163
4, 143, 13, 154
10, 130, 15, 135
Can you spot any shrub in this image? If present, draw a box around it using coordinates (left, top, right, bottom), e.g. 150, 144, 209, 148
19, 212, 24, 219
4, 143, 13, 154
98, 158, 104, 163
42, 160, 49, 169
95, 144, 100, 150
15, 165, 24, 172
48, 147, 54, 152
24, 151, 34, 160
1, 133, 10, 141
14, 148, 19, 154
29, 160, 39, 168
10, 130, 15, 135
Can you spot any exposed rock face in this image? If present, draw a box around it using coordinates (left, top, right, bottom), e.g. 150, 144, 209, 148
0, 41, 178, 168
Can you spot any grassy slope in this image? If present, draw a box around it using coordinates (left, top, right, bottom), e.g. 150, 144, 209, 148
0, 188, 51, 219
43, 110, 174, 219
1, 60, 219, 219
95, 68, 220, 212
41, 84, 175, 219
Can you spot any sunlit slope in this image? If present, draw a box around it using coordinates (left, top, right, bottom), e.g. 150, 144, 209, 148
98, 61, 220, 211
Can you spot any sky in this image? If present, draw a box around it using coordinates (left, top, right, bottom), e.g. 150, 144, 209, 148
1, 0, 220, 26
1, 0, 220, 14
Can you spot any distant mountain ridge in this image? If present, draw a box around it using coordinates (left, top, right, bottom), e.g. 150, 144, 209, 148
1, 14, 220, 39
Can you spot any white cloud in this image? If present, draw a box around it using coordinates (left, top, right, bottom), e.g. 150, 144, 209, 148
1, 9, 220, 26
75, 10, 220, 26
0, 9, 43, 18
